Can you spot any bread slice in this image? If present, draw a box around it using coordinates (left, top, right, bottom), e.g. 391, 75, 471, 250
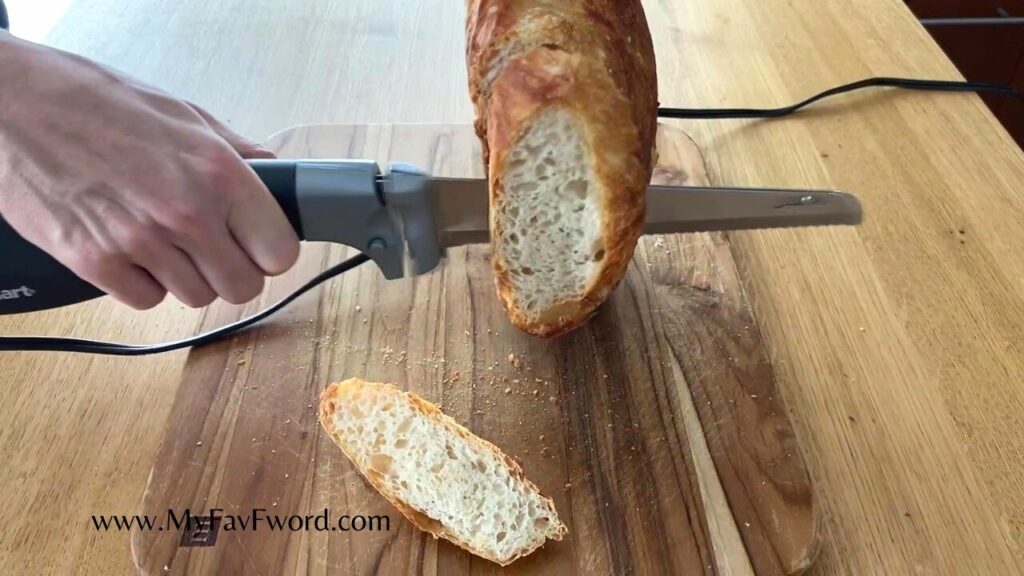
318, 378, 567, 565
466, 0, 658, 337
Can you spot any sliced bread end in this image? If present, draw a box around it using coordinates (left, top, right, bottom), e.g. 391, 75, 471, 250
319, 378, 567, 566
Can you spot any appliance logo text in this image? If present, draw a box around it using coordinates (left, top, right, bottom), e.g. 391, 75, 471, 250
0, 286, 36, 300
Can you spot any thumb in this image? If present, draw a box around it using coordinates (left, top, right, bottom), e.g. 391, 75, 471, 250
188, 103, 276, 159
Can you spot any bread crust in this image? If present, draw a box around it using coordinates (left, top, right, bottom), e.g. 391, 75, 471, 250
319, 378, 567, 566
466, 0, 658, 337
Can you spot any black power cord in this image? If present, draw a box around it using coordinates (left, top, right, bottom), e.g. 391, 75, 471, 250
1, 76, 1020, 355
0, 253, 370, 355
657, 76, 1023, 119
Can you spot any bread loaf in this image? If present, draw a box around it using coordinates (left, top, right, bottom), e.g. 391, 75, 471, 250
466, 0, 658, 337
319, 378, 567, 565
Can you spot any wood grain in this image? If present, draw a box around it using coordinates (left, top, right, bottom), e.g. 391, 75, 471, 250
2, 0, 1024, 574
130, 123, 815, 575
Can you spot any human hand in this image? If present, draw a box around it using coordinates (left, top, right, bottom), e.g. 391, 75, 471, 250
0, 33, 300, 309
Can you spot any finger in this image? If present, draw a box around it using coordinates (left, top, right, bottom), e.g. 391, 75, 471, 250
26, 209, 168, 310
188, 103, 276, 159
133, 242, 217, 308
227, 166, 301, 276
63, 252, 167, 310
180, 227, 266, 305
98, 215, 218, 308
101, 265, 168, 310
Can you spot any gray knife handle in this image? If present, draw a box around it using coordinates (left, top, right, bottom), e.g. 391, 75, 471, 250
278, 160, 442, 280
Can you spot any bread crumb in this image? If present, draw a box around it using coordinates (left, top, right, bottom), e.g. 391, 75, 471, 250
355, 305, 361, 312
504, 387, 511, 394
237, 359, 246, 365
532, 390, 538, 396
195, 441, 203, 446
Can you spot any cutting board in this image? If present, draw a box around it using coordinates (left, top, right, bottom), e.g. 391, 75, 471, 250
132, 123, 817, 575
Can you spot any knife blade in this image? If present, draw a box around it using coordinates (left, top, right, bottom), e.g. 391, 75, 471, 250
429, 178, 863, 248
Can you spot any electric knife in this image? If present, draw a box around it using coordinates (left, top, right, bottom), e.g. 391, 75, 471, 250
0, 159, 862, 314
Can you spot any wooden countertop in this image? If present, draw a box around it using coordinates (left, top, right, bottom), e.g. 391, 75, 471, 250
2, 0, 1022, 573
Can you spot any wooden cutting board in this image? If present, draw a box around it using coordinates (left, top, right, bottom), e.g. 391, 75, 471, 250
132, 123, 816, 575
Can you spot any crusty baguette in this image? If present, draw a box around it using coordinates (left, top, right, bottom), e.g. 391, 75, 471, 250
318, 378, 567, 566
466, 0, 658, 337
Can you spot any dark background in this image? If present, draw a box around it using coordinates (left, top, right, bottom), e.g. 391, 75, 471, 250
905, 0, 1024, 147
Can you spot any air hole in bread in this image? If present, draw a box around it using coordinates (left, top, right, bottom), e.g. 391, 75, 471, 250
370, 453, 393, 475
593, 249, 605, 262
396, 418, 412, 435
566, 179, 587, 200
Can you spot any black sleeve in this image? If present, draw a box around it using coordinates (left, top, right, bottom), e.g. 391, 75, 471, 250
1, 1, 8, 31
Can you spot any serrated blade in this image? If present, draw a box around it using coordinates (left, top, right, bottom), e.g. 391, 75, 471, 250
430, 178, 862, 248
644, 185, 862, 234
